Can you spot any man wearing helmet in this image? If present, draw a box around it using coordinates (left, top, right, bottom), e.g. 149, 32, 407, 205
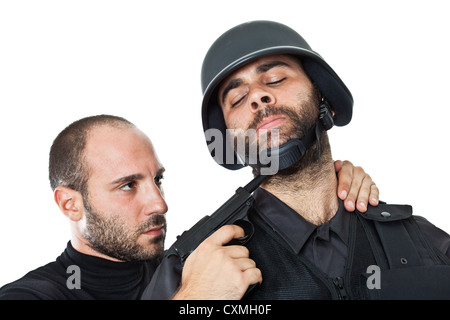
198, 21, 450, 299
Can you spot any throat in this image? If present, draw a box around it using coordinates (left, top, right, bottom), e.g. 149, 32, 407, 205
260, 153, 339, 225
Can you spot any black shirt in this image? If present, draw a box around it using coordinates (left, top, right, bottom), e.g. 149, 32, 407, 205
252, 187, 450, 278
0, 242, 159, 300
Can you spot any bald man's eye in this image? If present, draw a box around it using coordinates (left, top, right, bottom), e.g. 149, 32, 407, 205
154, 175, 164, 187
120, 181, 137, 191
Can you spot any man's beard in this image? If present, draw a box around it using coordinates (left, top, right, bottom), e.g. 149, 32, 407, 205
233, 89, 321, 174
82, 198, 166, 262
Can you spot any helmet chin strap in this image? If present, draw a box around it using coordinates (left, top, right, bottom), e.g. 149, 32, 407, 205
247, 100, 334, 174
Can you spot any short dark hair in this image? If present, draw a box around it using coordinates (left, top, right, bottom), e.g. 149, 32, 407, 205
49, 115, 134, 197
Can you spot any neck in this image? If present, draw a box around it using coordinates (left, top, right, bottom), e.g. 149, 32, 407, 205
260, 135, 338, 225
70, 226, 124, 262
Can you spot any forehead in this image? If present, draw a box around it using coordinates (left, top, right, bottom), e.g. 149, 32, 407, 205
84, 125, 161, 178
228, 54, 300, 75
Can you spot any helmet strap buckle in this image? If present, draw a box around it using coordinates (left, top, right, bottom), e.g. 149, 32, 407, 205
319, 99, 334, 131
316, 99, 334, 168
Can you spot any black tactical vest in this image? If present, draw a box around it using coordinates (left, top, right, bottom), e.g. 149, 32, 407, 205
244, 203, 450, 300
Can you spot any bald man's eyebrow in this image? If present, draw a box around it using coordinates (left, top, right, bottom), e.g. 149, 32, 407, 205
221, 78, 243, 104
156, 167, 165, 177
111, 174, 144, 186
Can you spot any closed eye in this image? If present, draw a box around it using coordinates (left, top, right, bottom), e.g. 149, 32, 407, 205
231, 95, 246, 108
267, 77, 286, 85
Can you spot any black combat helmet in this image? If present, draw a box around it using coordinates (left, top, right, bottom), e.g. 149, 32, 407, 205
201, 20, 353, 170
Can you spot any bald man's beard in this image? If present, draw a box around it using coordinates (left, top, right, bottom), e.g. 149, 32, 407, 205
82, 197, 166, 262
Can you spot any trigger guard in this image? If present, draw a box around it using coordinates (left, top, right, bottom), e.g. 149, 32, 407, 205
228, 219, 254, 246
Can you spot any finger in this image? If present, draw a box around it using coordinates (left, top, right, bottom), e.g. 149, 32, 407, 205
369, 184, 380, 206
334, 159, 343, 172
233, 257, 257, 271
354, 175, 372, 212
345, 166, 366, 212
223, 245, 250, 259
355, 174, 380, 212
207, 224, 246, 246
243, 267, 263, 286
336, 160, 353, 200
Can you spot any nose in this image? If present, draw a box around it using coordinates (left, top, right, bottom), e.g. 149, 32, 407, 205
249, 86, 276, 112
142, 183, 168, 216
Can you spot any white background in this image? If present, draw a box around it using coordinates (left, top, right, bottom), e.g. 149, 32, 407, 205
1, 0, 449, 287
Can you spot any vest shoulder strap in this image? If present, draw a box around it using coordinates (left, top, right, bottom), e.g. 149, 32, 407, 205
357, 202, 412, 222
358, 202, 449, 269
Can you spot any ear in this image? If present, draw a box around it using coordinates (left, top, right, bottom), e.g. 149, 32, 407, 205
54, 186, 84, 222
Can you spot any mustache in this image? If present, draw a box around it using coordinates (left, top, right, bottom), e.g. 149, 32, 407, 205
136, 214, 167, 234
247, 105, 300, 131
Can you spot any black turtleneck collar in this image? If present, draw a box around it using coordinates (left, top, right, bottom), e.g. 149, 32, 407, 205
54, 242, 153, 299
61, 241, 158, 299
